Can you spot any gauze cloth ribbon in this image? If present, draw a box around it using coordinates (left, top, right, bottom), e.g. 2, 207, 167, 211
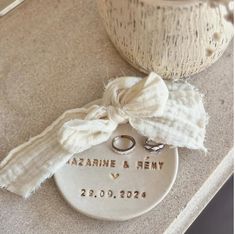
0, 72, 208, 198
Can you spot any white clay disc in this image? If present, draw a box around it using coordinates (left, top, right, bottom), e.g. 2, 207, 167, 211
54, 123, 178, 221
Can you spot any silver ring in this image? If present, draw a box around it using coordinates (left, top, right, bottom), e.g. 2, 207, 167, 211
144, 139, 164, 153
112, 135, 136, 155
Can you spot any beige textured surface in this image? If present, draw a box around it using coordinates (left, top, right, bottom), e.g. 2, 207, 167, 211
0, 1, 233, 234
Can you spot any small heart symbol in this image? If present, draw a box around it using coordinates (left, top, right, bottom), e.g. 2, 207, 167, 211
110, 173, 119, 180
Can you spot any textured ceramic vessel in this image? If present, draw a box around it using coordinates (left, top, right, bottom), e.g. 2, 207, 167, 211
97, 0, 233, 79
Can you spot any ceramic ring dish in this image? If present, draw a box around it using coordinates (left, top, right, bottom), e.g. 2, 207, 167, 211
54, 101, 178, 221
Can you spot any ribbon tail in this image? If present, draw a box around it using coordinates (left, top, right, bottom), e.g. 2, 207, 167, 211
0, 132, 72, 198
0, 106, 106, 198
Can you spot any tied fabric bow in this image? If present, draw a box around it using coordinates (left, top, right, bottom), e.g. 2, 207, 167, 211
58, 72, 169, 154
0, 72, 208, 198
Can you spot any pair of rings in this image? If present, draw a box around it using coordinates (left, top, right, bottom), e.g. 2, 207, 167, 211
112, 135, 164, 155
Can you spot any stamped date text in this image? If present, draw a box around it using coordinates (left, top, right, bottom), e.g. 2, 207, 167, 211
80, 189, 146, 199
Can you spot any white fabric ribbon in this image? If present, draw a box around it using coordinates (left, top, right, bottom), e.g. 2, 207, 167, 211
58, 72, 169, 154
0, 72, 208, 198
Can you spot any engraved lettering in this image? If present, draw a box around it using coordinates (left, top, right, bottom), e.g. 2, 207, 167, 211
144, 161, 150, 169
68, 157, 164, 172
92, 159, 99, 167
72, 158, 77, 166
110, 160, 116, 168
159, 162, 164, 169
137, 161, 143, 169
123, 161, 129, 168
89, 189, 94, 197
108, 190, 113, 197
103, 160, 109, 167
86, 159, 92, 166
81, 189, 86, 197
80, 189, 147, 199
99, 159, 102, 167
78, 158, 84, 166
100, 190, 105, 197
127, 191, 132, 198
134, 191, 139, 198
151, 162, 158, 170
120, 190, 125, 198
136, 160, 164, 170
